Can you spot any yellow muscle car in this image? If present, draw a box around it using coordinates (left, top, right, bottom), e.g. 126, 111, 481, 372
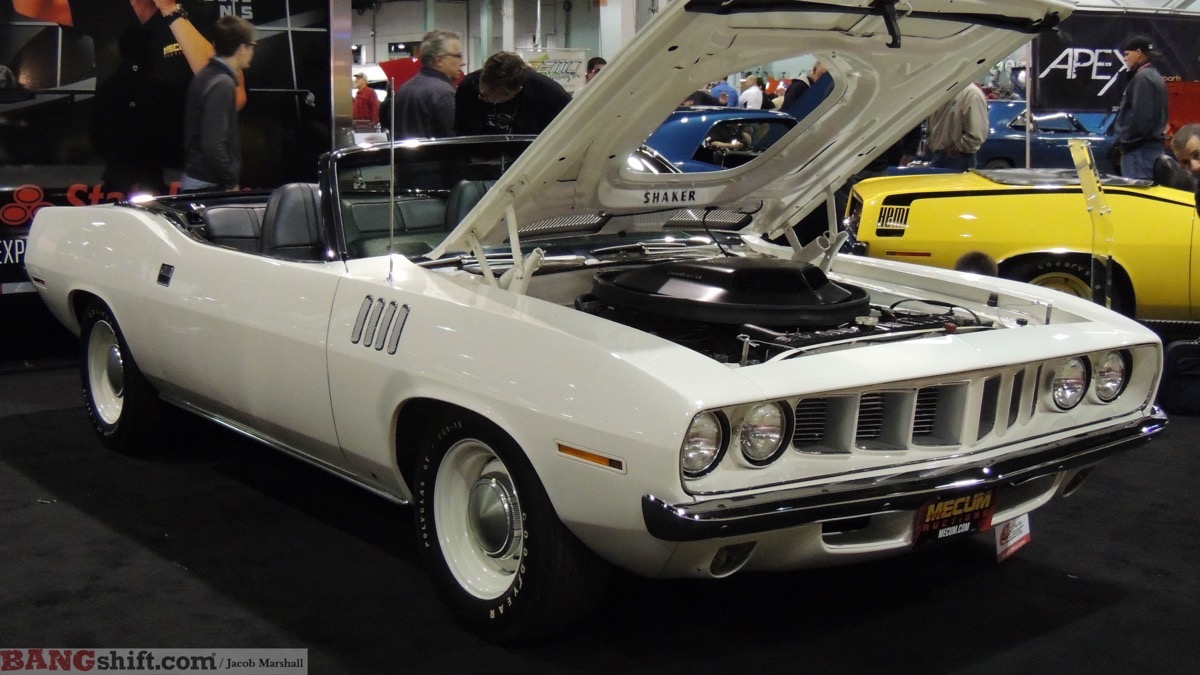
846, 168, 1198, 322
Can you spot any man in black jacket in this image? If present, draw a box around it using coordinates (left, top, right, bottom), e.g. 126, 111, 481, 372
387, 29, 462, 139
1113, 35, 1168, 180
180, 16, 256, 191
455, 52, 570, 136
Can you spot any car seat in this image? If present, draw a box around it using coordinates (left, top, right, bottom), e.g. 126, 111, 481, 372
260, 183, 324, 260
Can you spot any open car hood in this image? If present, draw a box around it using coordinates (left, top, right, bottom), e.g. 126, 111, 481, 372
430, 0, 1074, 259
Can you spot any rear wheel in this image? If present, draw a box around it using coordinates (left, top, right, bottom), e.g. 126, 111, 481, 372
1008, 258, 1091, 298
981, 158, 1014, 170
79, 300, 165, 453
412, 411, 609, 644
1006, 257, 1133, 315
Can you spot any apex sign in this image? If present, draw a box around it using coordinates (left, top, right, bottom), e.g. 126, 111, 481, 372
1038, 48, 1126, 97
1032, 12, 1200, 112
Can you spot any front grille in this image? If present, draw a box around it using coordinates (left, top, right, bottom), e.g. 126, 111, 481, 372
794, 398, 831, 448
856, 392, 886, 442
912, 387, 940, 437
792, 366, 1037, 454
978, 376, 1001, 440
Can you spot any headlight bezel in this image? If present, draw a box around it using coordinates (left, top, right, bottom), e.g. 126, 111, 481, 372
737, 401, 792, 467
1048, 356, 1091, 410
681, 410, 729, 479
1092, 349, 1131, 403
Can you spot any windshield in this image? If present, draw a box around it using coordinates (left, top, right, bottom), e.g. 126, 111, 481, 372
333, 137, 532, 259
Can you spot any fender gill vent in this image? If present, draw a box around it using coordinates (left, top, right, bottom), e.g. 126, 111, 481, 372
362, 298, 386, 346
351, 295, 410, 355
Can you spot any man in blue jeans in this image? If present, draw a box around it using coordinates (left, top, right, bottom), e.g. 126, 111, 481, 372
1113, 34, 1168, 180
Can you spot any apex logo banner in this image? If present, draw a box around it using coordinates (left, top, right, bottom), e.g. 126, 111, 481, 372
1032, 13, 1200, 112
1037, 48, 1126, 98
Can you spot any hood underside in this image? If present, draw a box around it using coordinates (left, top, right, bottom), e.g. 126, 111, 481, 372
430, 0, 1075, 259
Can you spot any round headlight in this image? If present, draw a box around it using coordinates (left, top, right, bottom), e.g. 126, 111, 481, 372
682, 411, 725, 478
1093, 350, 1129, 402
739, 402, 788, 466
1050, 357, 1089, 410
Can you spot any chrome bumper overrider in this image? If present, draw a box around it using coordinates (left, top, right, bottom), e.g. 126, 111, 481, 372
642, 408, 1167, 542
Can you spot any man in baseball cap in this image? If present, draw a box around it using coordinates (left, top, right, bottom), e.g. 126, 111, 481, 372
1123, 35, 1161, 58
1113, 34, 1168, 179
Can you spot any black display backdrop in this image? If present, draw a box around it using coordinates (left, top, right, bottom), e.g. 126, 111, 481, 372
0, 0, 334, 292
0, 0, 332, 197
1034, 12, 1200, 113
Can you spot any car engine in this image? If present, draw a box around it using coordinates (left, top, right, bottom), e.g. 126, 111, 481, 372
576, 257, 993, 364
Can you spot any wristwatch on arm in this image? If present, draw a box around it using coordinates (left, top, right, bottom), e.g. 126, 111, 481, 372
164, 6, 189, 26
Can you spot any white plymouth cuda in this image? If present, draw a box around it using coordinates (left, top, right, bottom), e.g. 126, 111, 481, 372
26, 0, 1165, 643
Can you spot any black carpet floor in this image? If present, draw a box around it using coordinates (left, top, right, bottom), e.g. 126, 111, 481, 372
1, 364, 1197, 674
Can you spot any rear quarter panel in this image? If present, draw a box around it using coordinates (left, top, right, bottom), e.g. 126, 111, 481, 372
26, 204, 182, 378
855, 178, 1196, 320
26, 203, 346, 466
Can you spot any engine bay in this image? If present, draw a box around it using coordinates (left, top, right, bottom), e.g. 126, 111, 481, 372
574, 257, 995, 364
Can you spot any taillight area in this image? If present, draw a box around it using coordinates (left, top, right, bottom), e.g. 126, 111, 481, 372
844, 192, 863, 236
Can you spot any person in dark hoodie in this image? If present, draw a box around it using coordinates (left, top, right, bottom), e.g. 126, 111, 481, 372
179, 16, 256, 191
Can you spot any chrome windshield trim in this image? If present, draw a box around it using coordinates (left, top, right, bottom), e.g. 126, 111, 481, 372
643, 409, 1166, 542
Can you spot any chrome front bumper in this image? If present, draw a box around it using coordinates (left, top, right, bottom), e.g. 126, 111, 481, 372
643, 408, 1167, 542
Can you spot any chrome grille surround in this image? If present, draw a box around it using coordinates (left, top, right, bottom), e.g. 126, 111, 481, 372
679, 343, 1159, 497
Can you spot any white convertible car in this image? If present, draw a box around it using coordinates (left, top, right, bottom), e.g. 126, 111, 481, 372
26, 0, 1165, 643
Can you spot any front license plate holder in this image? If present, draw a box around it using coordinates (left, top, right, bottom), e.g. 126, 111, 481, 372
912, 488, 997, 549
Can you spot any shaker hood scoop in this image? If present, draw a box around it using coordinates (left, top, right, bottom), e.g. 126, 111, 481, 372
430, 0, 1074, 259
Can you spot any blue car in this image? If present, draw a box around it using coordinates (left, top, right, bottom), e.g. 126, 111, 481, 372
976, 100, 1117, 173
643, 107, 798, 172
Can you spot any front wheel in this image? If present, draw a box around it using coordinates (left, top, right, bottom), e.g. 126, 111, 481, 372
79, 300, 165, 453
412, 412, 609, 644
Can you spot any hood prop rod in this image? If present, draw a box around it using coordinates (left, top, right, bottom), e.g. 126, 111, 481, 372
872, 0, 903, 49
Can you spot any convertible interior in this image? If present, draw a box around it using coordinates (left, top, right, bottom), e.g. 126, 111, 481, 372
159, 135, 526, 264
180, 178, 496, 262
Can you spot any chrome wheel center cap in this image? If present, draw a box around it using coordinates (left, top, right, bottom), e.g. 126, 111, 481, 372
105, 345, 125, 397
467, 473, 520, 558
